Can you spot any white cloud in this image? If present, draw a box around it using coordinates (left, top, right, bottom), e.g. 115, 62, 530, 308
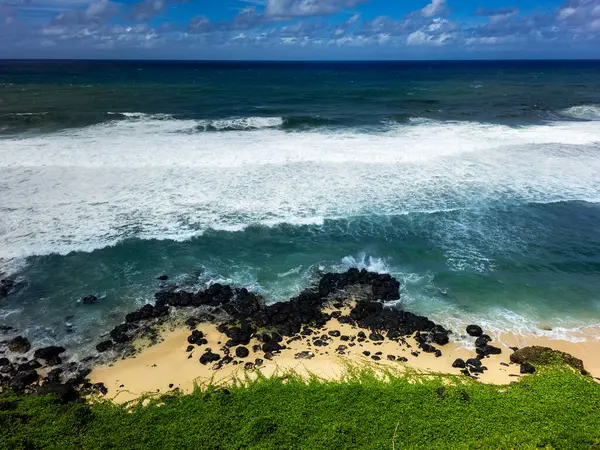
263, 0, 367, 20
421, 0, 446, 18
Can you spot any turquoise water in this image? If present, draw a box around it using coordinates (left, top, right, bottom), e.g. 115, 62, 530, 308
1, 61, 600, 354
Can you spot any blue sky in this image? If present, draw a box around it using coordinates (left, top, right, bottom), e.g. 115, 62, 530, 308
1, 0, 599, 59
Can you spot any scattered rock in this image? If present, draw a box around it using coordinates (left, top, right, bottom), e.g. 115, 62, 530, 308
157, 275, 169, 281
235, 346, 249, 358
199, 351, 221, 365
475, 334, 492, 348
466, 325, 483, 337
476, 345, 502, 357
369, 332, 384, 341
92, 382, 108, 395
186, 345, 194, 352
520, 363, 536, 374
452, 358, 466, 368
328, 330, 341, 337
294, 351, 314, 360
7, 336, 31, 353
437, 386, 446, 400
466, 358, 482, 368
96, 340, 113, 353
187, 330, 205, 345
363, 351, 371, 356
34, 346, 66, 364
82, 295, 98, 305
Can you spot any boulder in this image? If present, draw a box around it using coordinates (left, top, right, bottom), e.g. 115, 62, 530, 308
96, 340, 113, 353
466, 325, 483, 337
235, 346, 250, 358
34, 346, 66, 362
475, 334, 492, 348
452, 358, 466, 368
199, 351, 221, 365
82, 295, 98, 305
7, 336, 31, 353
520, 363, 536, 374
476, 345, 502, 357
11, 369, 39, 390
110, 323, 137, 343
510, 346, 585, 373
466, 358, 482, 368
187, 330, 205, 345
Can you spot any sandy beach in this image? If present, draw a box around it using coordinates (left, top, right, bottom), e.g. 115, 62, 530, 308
90, 307, 600, 404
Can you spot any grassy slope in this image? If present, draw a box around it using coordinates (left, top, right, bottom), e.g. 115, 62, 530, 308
1, 366, 600, 450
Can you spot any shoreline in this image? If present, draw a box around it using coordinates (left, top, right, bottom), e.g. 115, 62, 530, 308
90, 306, 600, 404
2, 269, 599, 404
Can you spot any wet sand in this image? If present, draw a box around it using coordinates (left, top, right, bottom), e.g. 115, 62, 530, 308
90, 310, 600, 404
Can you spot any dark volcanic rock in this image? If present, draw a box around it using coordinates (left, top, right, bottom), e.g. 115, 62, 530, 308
328, 330, 341, 337
0, 357, 9, 366
466, 325, 483, 337
96, 340, 113, 353
369, 332, 384, 341
125, 302, 170, 323
187, 330, 205, 345
235, 346, 250, 358
157, 275, 169, 281
44, 368, 63, 384
200, 351, 221, 365
8, 336, 31, 353
92, 382, 108, 395
419, 343, 437, 353
475, 334, 492, 348
520, 363, 536, 374
452, 358, 466, 368
11, 369, 39, 390
34, 346, 66, 362
295, 351, 314, 360
476, 345, 502, 357
466, 358, 482, 368
110, 323, 137, 343
82, 295, 98, 305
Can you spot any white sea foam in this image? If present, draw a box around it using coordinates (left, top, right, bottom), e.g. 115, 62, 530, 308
1, 116, 600, 268
561, 104, 600, 120
196, 116, 284, 131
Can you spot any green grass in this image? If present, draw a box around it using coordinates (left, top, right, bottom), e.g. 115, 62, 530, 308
1, 366, 600, 449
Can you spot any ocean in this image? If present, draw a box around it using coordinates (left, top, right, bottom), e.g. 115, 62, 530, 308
1, 60, 600, 356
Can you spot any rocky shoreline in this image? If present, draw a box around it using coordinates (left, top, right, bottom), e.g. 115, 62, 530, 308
0, 269, 591, 403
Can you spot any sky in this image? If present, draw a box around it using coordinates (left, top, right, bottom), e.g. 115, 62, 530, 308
1, 0, 599, 59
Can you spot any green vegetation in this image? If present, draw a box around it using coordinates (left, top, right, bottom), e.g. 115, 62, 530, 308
1, 366, 600, 450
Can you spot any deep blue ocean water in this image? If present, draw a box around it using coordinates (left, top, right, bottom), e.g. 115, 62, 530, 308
1, 60, 600, 354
